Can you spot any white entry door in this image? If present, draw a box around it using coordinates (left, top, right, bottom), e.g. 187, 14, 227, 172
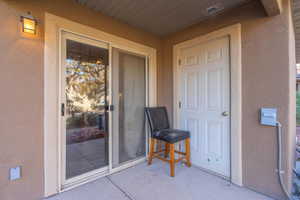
179, 36, 230, 177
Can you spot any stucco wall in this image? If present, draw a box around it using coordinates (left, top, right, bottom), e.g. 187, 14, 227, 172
160, 0, 295, 199
287, 0, 296, 195
0, 0, 295, 199
0, 0, 161, 200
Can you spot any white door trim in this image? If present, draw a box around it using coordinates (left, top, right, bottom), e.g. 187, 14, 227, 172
44, 13, 157, 197
173, 24, 242, 186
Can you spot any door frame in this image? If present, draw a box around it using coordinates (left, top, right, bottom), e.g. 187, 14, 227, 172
44, 13, 157, 197
59, 31, 111, 188
173, 24, 242, 186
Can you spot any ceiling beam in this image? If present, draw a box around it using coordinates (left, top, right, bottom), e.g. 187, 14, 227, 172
260, 0, 282, 16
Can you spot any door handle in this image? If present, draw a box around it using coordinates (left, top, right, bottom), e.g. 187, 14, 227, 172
109, 105, 114, 111
61, 103, 65, 116
222, 111, 229, 116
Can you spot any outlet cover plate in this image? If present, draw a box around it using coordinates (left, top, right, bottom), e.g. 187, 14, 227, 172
260, 108, 277, 126
10, 166, 21, 181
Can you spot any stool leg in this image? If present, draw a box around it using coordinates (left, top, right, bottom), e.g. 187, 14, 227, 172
148, 138, 155, 165
157, 140, 162, 152
185, 138, 191, 167
170, 143, 175, 177
164, 143, 170, 158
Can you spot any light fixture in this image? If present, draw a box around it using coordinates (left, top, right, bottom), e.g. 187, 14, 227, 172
20, 12, 37, 34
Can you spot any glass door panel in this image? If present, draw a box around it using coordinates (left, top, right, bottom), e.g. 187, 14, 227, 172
112, 48, 146, 167
62, 35, 109, 180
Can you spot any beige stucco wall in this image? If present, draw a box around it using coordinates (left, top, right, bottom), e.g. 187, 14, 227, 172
161, 0, 295, 199
287, 0, 296, 195
0, 0, 295, 199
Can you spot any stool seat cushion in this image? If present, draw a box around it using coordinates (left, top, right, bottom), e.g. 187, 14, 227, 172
152, 129, 190, 144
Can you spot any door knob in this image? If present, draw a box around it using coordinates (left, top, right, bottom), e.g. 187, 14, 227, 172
222, 111, 229, 116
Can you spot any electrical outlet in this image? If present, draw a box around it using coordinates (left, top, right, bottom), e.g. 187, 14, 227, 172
260, 108, 277, 126
10, 166, 21, 181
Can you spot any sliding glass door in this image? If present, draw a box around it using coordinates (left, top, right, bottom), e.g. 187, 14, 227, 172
112, 49, 147, 168
60, 32, 147, 186
61, 32, 109, 183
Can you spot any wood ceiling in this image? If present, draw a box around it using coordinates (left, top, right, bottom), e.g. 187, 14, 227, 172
76, 0, 251, 36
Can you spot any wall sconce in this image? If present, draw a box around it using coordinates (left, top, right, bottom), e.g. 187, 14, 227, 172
20, 12, 37, 34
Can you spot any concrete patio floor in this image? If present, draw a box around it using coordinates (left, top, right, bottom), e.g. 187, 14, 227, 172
47, 160, 273, 200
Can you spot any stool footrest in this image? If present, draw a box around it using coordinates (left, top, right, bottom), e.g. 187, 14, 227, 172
148, 138, 191, 177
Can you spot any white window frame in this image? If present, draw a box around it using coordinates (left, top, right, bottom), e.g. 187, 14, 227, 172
44, 13, 157, 197
173, 24, 242, 186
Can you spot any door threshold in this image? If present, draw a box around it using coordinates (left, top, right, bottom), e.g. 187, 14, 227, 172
60, 157, 146, 193
110, 157, 146, 174
61, 168, 109, 192
193, 165, 230, 182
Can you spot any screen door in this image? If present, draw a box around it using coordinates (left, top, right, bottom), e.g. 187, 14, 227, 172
111, 48, 147, 168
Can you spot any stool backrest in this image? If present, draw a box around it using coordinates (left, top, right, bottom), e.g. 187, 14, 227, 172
145, 107, 170, 135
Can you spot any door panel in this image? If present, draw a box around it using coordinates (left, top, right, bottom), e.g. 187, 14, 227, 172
206, 121, 223, 160
112, 48, 146, 168
207, 70, 222, 110
186, 118, 199, 152
180, 37, 230, 177
185, 72, 198, 109
61, 33, 109, 181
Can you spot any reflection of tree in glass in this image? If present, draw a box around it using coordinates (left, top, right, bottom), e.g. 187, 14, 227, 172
66, 59, 106, 115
